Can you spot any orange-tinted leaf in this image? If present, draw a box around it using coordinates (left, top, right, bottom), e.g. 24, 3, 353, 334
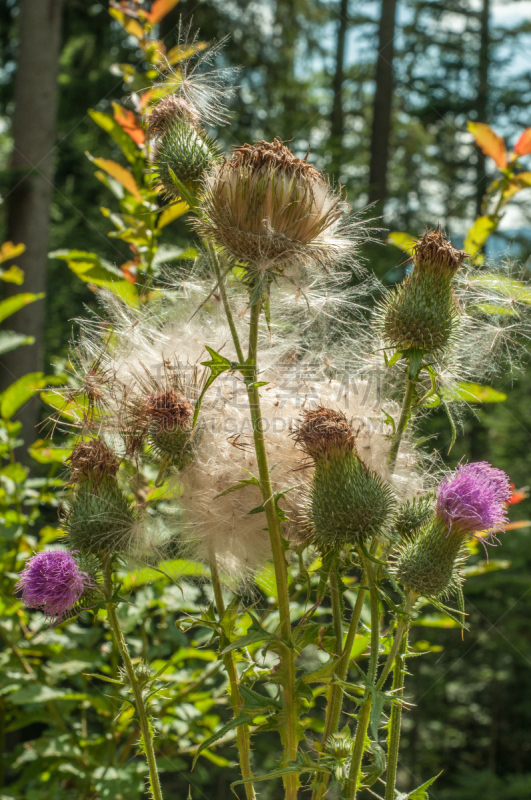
120, 261, 138, 284
112, 103, 145, 145
514, 128, 531, 157
503, 520, 531, 530
467, 121, 507, 169
144, 0, 180, 23
90, 157, 142, 201
139, 89, 156, 110
508, 483, 529, 505
0, 241, 25, 264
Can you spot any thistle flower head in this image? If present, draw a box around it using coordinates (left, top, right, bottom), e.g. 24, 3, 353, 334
197, 138, 359, 274
436, 461, 511, 534
15, 550, 94, 623
65, 438, 120, 486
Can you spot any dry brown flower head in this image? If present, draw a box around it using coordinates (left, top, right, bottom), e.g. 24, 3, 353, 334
294, 407, 357, 461
228, 139, 322, 182
65, 438, 120, 486
413, 225, 468, 277
143, 390, 193, 433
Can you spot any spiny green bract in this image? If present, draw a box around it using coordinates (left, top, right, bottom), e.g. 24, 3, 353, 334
395, 517, 467, 598
156, 120, 220, 199
394, 494, 434, 541
381, 270, 460, 354
64, 476, 136, 556
150, 426, 199, 470
309, 452, 394, 551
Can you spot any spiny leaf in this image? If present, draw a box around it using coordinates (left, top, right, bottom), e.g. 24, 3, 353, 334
192, 712, 252, 768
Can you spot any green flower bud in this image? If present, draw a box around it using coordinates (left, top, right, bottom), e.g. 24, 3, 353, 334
324, 730, 355, 759
394, 495, 434, 541
155, 119, 220, 200
395, 517, 466, 599
381, 227, 467, 355
295, 407, 394, 551
65, 438, 120, 487
63, 476, 137, 557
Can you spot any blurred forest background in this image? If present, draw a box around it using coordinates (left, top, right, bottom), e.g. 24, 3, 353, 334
0, 0, 531, 798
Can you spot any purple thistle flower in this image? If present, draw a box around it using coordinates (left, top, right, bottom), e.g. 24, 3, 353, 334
436, 461, 511, 535
15, 551, 93, 623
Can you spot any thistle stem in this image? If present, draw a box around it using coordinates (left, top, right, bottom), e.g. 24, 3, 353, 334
388, 370, 416, 473
312, 576, 368, 800
344, 557, 381, 799
384, 627, 409, 800
215, 267, 299, 799
209, 548, 256, 800
376, 592, 416, 692
330, 565, 344, 657
103, 562, 163, 800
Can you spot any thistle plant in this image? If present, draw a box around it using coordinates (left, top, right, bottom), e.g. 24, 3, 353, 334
17, 26, 531, 800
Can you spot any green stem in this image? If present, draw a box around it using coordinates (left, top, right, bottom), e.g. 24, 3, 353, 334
384, 627, 410, 800
344, 557, 381, 799
330, 565, 343, 657
376, 592, 416, 692
312, 576, 368, 800
209, 549, 256, 800
215, 268, 299, 798
103, 562, 164, 800
388, 369, 416, 473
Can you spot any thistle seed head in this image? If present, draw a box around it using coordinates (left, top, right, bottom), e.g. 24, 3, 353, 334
65, 438, 120, 487
413, 225, 468, 278
142, 389, 197, 468
197, 138, 355, 273
294, 406, 356, 461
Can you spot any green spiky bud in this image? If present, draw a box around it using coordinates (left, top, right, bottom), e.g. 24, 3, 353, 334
381, 227, 467, 355
295, 407, 394, 551
63, 476, 136, 557
156, 126, 219, 202
394, 495, 434, 541
395, 517, 466, 599
324, 730, 354, 759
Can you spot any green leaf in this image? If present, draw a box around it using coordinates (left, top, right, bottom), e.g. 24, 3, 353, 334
51, 250, 138, 307
469, 274, 531, 305
387, 232, 417, 255
88, 109, 140, 165
0, 331, 34, 355
220, 613, 275, 654
157, 201, 189, 229
408, 771, 443, 799
443, 381, 506, 404
301, 657, 338, 684
28, 439, 72, 464
464, 216, 497, 258
0, 241, 25, 264
1, 373, 60, 420
0, 292, 44, 323
192, 712, 252, 768
0, 265, 24, 284
84, 673, 126, 686
239, 684, 282, 712
40, 390, 88, 422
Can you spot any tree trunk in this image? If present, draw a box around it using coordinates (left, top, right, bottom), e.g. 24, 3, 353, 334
329, 0, 349, 180
367, 0, 398, 216
1, 0, 63, 456
475, 0, 490, 216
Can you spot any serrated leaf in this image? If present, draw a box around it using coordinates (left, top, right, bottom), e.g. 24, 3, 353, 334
468, 121, 507, 169
301, 657, 338, 684
192, 711, 252, 767
0, 292, 44, 323
239, 684, 282, 712
220, 613, 275, 654
408, 771, 443, 798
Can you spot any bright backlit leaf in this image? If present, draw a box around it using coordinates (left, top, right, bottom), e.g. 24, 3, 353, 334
467, 121, 507, 169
